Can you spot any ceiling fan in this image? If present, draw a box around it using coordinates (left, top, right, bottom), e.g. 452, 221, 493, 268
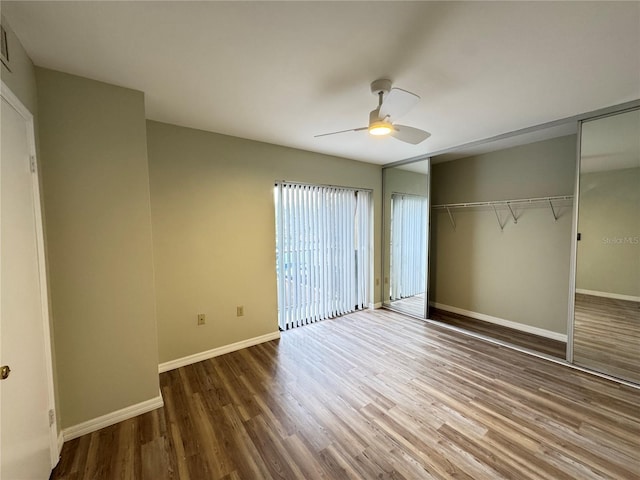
315, 79, 431, 145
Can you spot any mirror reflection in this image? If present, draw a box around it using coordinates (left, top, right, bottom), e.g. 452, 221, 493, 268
573, 108, 640, 383
382, 159, 430, 318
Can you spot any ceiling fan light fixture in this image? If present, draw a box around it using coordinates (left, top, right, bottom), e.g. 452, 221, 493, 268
369, 121, 393, 136
315, 80, 429, 143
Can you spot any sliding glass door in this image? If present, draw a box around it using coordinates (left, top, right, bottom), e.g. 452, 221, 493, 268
275, 182, 371, 330
390, 193, 428, 301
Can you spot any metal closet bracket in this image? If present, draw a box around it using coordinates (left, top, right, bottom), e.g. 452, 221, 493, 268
492, 204, 506, 231
445, 206, 456, 230
506, 202, 518, 224
549, 198, 558, 221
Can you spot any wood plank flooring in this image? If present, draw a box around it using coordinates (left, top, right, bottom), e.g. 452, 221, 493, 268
573, 293, 640, 384
429, 308, 567, 359
388, 293, 426, 318
51, 309, 640, 480
386, 295, 566, 359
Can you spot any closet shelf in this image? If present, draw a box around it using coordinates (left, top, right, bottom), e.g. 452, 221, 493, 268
432, 195, 573, 231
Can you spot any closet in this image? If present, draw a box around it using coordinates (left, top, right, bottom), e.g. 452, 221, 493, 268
381, 102, 639, 386
428, 129, 576, 359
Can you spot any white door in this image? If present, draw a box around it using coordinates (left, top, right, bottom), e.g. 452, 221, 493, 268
1, 83, 57, 479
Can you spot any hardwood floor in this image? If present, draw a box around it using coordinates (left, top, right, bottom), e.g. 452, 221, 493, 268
573, 293, 640, 384
51, 309, 640, 480
429, 308, 567, 359
386, 296, 566, 359
388, 293, 426, 318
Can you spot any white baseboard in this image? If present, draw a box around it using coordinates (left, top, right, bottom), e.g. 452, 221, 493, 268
368, 302, 383, 309
575, 289, 640, 302
159, 331, 281, 373
62, 392, 164, 441
430, 302, 567, 342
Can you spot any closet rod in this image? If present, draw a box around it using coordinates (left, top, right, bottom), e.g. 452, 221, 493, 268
433, 195, 573, 230
432, 195, 573, 209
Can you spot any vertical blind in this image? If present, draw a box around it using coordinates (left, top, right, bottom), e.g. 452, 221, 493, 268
275, 183, 371, 330
390, 193, 428, 300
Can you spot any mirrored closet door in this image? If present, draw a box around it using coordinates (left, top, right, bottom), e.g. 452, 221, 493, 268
572, 107, 640, 383
382, 158, 431, 318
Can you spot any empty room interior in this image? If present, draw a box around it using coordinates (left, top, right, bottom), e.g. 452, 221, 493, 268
1, 2, 639, 479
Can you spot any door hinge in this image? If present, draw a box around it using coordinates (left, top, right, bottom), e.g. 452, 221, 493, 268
49, 409, 55, 427
30, 155, 36, 173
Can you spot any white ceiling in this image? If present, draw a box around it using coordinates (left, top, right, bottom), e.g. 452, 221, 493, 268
3, 1, 639, 165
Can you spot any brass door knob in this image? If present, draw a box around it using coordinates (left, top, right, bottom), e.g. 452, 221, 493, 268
1, 365, 10, 380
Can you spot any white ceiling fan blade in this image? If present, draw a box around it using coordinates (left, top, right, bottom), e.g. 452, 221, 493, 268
390, 125, 431, 145
379, 88, 420, 120
314, 127, 368, 138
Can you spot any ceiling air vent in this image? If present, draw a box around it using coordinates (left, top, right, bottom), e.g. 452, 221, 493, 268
1, 24, 10, 70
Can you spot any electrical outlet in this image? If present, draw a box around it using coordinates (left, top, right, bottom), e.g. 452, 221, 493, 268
384, 277, 389, 284
197, 314, 206, 326
375, 278, 380, 286
236, 306, 244, 317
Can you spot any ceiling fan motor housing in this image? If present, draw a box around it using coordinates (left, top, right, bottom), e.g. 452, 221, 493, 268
370, 79, 392, 96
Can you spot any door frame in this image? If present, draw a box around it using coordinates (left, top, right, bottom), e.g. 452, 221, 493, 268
1, 80, 60, 467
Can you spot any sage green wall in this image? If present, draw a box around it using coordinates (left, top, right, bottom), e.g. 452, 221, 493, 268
36, 68, 160, 428
146, 120, 382, 364
431, 135, 576, 335
382, 166, 429, 304
576, 167, 640, 297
